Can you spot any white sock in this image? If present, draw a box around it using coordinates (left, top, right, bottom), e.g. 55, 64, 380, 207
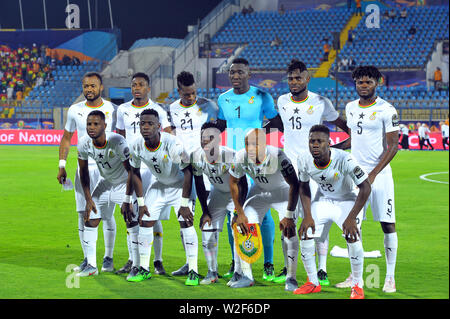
316, 236, 329, 273
103, 217, 116, 258
240, 257, 253, 281
180, 229, 188, 264
181, 226, 198, 273
138, 226, 153, 271
281, 234, 288, 268
384, 232, 398, 280
202, 231, 218, 272
347, 240, 364, 287
300, 239, 319, 285
284, 235, 299, 280
126, 230, 132, 261
128, 225, 140, 268
78, 213, 86, 258
232, 231, 242, 275
84, 226, 98, 268
153, 220, 163, 262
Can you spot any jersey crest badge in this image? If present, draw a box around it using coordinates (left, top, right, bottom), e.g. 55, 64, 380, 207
248, 96, 255, 104
369, 112, 377, 120
109, 150, 115, 158
307, 106, 314, 114
233, 223, 263, 264
333, 172, 339, 181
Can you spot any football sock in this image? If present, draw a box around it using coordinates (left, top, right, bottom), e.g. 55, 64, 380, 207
240, 258, 253, 281
300, 239, 319, 286
316, 235, 329, 272
78, 212, 86, 258
128, 225, 139, 268
153, 220, 163, 262
84, 226, 98, 268
232, 231, 242, 275
261, 210, 275, 264
181, 226, 198, 273
180, 229, 188, 264
347, 240, 364, 287
138, 226, 153, 271
281, 234, 288, 268
103, 217, 116, 259
126, 229, 132, 261
227, 211, 235, 260
284, 235, 299, 279
202, 230, 218, 272
384, 232, 398, 279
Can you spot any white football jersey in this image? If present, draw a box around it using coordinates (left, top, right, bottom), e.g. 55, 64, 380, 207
230, 145, 294, 191
277, 91, 339, 161
65, 99, 116, 140
77, 132, 130, 185
168, 97, 219, 155
297, 148, 368, 201
130, 132, 189, 186
345, 97, 399, 172
191, 146, 236, 193
442, 124, 449, 138
116, 99, 170, 140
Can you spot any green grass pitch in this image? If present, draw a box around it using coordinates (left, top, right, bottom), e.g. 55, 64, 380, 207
0, 146, 448, 299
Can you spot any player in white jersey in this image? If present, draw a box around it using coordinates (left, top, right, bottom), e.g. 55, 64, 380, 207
418, 123, 434, 150
190, 122, 248, 284
76, 111, 134, 277
343, 66, 399, 293
440, 121, 449, 150
229, 129, 300, 291
168, 71, 219, 276
57, 72, 117, 273
294, 125, 371, 299
115, 72, 171, 277
275, 59, 350, 285
127, 109, 200, 286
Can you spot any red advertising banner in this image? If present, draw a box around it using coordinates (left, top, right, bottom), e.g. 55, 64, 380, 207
0, 129, 446, 150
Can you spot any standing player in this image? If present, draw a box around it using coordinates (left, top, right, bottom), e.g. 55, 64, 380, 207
275, 59, 350, 285
168, 71, 219, 276
295, 125, 371, 299
115, 72, 171, 277
420, 123, 434, 150
217, 57, 284, 281
190, 122, 248, 284
229, 129, 300, 291
341, 66, 399, 293
57, 72, 117, 273
440, 120, 449, 150
76, 111, 134, 277
127, 109, 199, 285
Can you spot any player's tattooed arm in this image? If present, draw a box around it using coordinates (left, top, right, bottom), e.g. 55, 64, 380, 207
57, 130, 74, 184
280, 160, 299, 238
343, 179, 371, 242
298, 180, 314, 240
230, 174, 249, 235
122, 159, 136, 224
368, 130, 398, 183
78, 158, 97, 222
178, 165, 194, 225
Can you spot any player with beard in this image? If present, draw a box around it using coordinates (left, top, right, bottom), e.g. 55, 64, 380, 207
337, 66, 399, 293
274, 59, 349, 286
115, 72, 171, 277
57, 72, 117, 274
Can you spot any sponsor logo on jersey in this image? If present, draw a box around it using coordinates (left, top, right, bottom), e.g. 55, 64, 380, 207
307, 105, 314, 114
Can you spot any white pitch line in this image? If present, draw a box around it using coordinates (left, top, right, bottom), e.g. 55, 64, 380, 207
419, 172, 449, 185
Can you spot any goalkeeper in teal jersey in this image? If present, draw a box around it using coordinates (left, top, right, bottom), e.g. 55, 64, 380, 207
216, 58, 284, 282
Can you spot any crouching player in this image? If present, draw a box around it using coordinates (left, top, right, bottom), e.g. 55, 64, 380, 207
295, 125, 371, 299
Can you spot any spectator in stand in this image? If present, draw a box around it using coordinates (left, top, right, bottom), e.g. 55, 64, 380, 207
348, 56, 356, 70
279, 4, 285, 15
388, 9, 397, 20
242, 6, 248, 15
271, 36, 282, 47
247, 5, 254, 14
408, 25, 416, 36
323, 42, 330, 61
347, 0, 352, 11
434, 67, 442, 91
347, 27, 355, 44
400, 8, 407, 19
6, 85, 14, 100
355, 0, 362, 16
73, 56, 81, 66
62, 54, 72, 66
